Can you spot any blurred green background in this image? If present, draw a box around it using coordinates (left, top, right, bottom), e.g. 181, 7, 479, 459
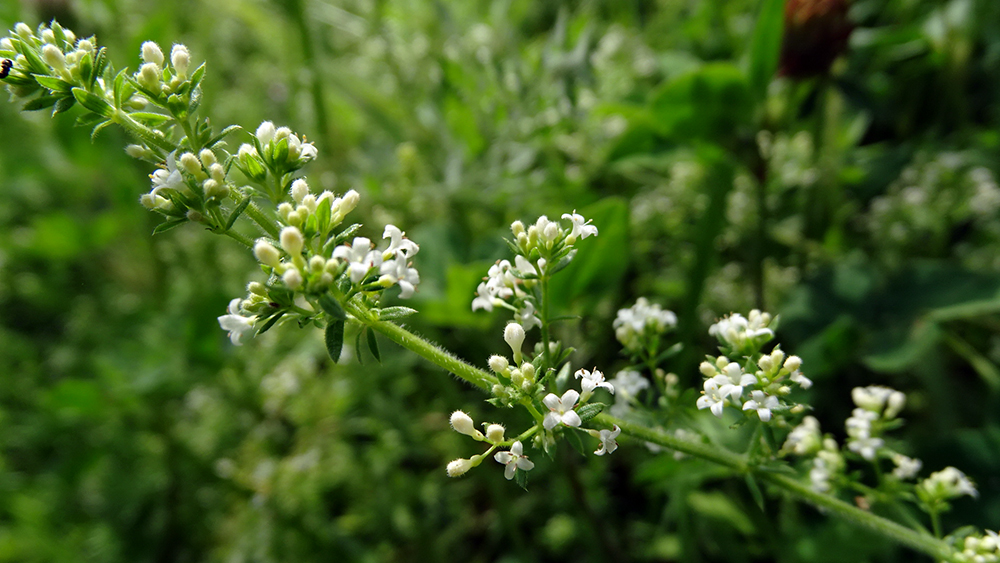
2, 0, 999, 561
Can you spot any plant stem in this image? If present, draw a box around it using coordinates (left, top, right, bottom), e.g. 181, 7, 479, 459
243, 200, 280, 239
539, 274, 553, 372
222, 228, 254, 249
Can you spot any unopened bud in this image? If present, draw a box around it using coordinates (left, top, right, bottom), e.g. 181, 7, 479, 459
254, 241, 282, 268
699, 361, 716, 377
783, 356, 802, 372
290, 179, 309, 203
125, 144, 150, 159
450, 411, 483, 439
511, 220, 525, 236
485, 424, 505, 443
282, 267, 303, 289
248, 282, 268, 296
446, 458, 473, 477
141, 41, 164, 67
138, 62, 161, 93
488, 355, 509, 374
280, 226, 304, 256
77, 39, 93, 52
170, 44, 190, 77
309, 255, 326, 272
179, 152, 202, 175
256, 121, 276, 145
504, 323, 526, 360
41, 44, 66, 71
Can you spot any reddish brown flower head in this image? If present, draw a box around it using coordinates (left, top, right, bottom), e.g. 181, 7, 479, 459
780, 0, 853, 78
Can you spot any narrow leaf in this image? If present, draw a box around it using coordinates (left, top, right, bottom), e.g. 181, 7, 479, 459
72, 87, 113, 116
152, 218, 187, 234
225, 195, 252, 230
745, 473, 766, 512
318, 293, 348, 320
354, 329, 365, 366
576, 402, 606, 423
366, 329, 381, 363
257, 311, 284, 334
377, 306, 418, 321
325, 320, 345, 362
747, 0, 785, 101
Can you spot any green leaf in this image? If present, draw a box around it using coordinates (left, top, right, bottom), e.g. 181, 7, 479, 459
566, 428, 588, 456
257, 311, 284, 335
129, 112, 172, 126
366, 329, 381, 363
22, 94, 60, 111
52, 95, 76, 115
34, 75, 70, 91
354, 329, 365, 366
650, 64, 753, 143
747, 0, 785, 101
72, 87, 113, 116
318, 293, 347, 320
206, 124, 241, 148
745, 473, 766, 513
152, 218, 187, 234
514, 466, 530, 491
224, 195, 252, 231
325, 320, 345, 362
377, 306, 418, 321
90, 119, 114, 140
78, 50, 93, 85
576, 402, 606, 423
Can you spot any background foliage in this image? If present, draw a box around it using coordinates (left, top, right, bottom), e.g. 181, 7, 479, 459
1, 0, 999, 561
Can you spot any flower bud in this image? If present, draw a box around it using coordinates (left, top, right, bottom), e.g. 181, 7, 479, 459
543, 222, 560, 243
15, 23, 34, 40
280, 226, 304, 256
41, 29, 55, 44
699, 361, 716, 377
885, 391, 906, 419
248, 281, 267, 296
64, 29, 76, 44
0, 37, 13, 52
282, 267, 303, 289
256, 121, 276, 145
504, 323, 526, 360
446, 458, 473, 477
341, 189, 360, 214
209, 163, 225, 183
783, 355, 802, 372
42, 44, 66, 71
254, 241, 282, 268
179, 152, 202, 176
170, 44, 190, 77
450, 410, 483, 440
125, 144, 151, 159
488, 355, 509, 374
511, 220, 525, 236
309, 255, 326, 272
485, 424, 505, 443
141, 41, 164, 66
203, 179, 228, 199
520, 362, 536, 383
277, 202, 293, 222
138, 62, 161, 94
198, 149, 216, 167
290, 179, 309, 203
77, 39, 93, 52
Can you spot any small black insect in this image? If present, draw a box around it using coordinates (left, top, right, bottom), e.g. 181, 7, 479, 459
0, 59, 12, 79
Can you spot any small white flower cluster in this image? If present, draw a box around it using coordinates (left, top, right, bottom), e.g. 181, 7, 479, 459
472, 212, 597, 329
446, 410, 534, 480
845, 386, 906, 461
608, 370, 650, 417
696, 347, 809, 422
955, 531, 1000, 563
613, 297, 677, 354
236, 121, 318, 181
140, 148, 233, 216
134, 40, 191, 97
781, 385, 935, 495
918, 466, 978, 505
708, 310, 775, 355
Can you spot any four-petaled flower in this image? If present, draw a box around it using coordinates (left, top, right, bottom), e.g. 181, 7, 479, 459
742, 390, 779, 422
575, 368, 614, 400
543, 390, 582, 430
562, 210, 598, 242
494, 440, 535, 480
333, 237, 383, 283
696, 378, 726, 418
217, 298, 257, 345
595, 425, 621, 456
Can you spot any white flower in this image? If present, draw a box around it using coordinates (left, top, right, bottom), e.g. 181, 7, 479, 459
891, 454, 922, 480
575, 368, 614, 400
494, 441, 535, 479
217, 298, 257, 345
485, 260, 517, 299
514, 254, 538, 277
920, 466, 978, 500
561, 210, 599, 242
383, 224, 419, 259
709, 310, 774, 352
847, 434, 884, 461
714, 361, 757, 401
782, 416, 822, 456
611, 370, 650, 398
149, 151, 183, 194
742, 390, 779, 422
613, 297, 677, 351
594, 425, 621, 456
852, 386, 905, 419
696, 378, 727, 418
845, 408, 878, 437
543, 390, 582, 430
471, 282, 497, 312
379, 257, 420, 299
516, 300, 541, 331
333, 237, 383, 283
